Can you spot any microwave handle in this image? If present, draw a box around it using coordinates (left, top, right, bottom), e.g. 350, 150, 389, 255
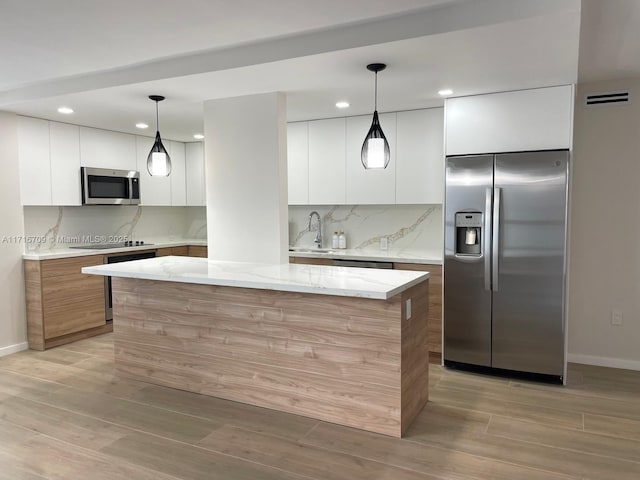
130, 177, 140, 201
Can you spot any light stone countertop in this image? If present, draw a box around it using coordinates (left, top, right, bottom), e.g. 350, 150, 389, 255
22, 239, 207, 260
288, 247, 442, 265
82, 256, 430, 300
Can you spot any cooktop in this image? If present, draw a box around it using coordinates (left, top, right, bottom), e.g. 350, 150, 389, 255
69, 241, 153, 250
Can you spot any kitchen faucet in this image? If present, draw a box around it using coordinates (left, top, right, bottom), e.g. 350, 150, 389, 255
307, 211, 322, 248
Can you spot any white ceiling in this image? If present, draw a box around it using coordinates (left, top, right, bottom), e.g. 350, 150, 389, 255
8, 0, 636, 143
0, 0, 450, 91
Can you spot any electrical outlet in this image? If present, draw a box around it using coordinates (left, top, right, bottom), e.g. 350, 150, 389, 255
611, 309, 623, 326
406, 298, 412, 319
380, 236, 388, 250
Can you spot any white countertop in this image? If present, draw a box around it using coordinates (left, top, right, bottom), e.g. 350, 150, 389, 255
82, 256, 430, 300
22, 239, 207, 260
289, 247, 442, 265
23, 240, 442, 265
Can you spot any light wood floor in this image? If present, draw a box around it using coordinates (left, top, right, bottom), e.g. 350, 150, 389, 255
0, 334, 638, 480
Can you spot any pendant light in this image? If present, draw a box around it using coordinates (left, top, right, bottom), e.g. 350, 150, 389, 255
361, 63, 390, 170
147, 95, 172, 177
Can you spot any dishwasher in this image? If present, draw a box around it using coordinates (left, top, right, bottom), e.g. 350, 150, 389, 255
104, 251, 157, 321
331, 259, 394, 269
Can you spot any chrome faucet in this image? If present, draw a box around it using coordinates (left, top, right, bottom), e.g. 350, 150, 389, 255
307, 211, 322, 248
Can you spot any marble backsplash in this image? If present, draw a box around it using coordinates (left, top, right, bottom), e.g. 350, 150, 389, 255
288, 204, 443, 256
22, 204, 442, 258
23, 206, 207, 252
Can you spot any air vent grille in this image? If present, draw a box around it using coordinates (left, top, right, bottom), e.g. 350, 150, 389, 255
585, 91, 630, 106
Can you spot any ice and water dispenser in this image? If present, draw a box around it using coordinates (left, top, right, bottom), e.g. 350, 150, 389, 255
455, 212, 482, 255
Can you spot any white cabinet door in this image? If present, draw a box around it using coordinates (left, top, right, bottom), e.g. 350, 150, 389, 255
50, 122, 81, 206
18, 116, 51, 205
80, 127, 137, 170
345, 113, 396, 204
136, 135, 171, 206
186, 142, 205, 206
169, 141, 187, 206
396, 108, 444, 204
308, 118, 346, 205
287, 122, 309, 205
445, 85, 574, 155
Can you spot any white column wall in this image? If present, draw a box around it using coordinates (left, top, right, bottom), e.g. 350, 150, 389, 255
568, 79, 640, 370
0, 111, 27, 355
204, 93, 288, 264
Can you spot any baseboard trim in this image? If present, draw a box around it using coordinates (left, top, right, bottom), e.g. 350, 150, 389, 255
0, 342, 28, 357
568, 353, 640, 371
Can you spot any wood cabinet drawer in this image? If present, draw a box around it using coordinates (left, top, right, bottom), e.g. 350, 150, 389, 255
41, 255, 104, 278
188, 245, 208, 258
156, 246, 190, 257
289, 256, 333, 266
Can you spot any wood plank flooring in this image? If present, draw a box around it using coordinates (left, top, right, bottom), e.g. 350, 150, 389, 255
0, 333, 639, 480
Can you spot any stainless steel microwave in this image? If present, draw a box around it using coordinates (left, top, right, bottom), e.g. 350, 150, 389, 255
81, 167, 140, 205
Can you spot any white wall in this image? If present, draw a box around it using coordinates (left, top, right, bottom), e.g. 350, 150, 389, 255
568, 79, 640, 370
0, 111, 27, 354
204, 93, 288, 264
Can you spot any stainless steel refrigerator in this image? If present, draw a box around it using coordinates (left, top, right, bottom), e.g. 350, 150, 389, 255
443, 150, 569, 383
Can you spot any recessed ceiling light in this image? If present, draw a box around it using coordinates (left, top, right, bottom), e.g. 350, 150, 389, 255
438, 89, 453, 96
57, 106, 74, 114
335, 101, 350, 109
136, 123, 149, 129
193, 134, 204, 140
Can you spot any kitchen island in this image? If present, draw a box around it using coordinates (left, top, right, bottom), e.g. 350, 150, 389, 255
83, 256, 431, 437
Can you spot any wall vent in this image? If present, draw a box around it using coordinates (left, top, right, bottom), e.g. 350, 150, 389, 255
585, 91, 630, 107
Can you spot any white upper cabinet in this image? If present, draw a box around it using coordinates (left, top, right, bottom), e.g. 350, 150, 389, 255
308, 118, 346, 205
169, 141, 187, 206
186, 142, 205, 206
80, 127, 137, 170
445, 85, 574, 155
346, 113, 396, 205
287, 122, 309, 205
396, 108, 444, 204
50, 122, 81, 206
287, 108, 445, 206
136, 135, 171, 206
18, 116, 52, 205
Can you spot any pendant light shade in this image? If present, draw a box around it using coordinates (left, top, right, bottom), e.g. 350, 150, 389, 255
146, 95, 172, 177
361, 63, 390, 170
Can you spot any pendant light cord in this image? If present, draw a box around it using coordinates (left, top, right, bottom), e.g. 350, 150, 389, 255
374, 72, 378, 111
155, 101, 160, 131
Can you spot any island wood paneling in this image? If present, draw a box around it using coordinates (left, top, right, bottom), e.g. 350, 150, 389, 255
24, 255, 107, 350
400, 281, 430, 434
394, 263, 442, 362
112, 276, 430, 437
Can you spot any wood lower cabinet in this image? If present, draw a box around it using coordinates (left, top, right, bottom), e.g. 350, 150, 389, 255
25, 255, 109, 350
394, 263, 442, 363
188, 245, 208, 258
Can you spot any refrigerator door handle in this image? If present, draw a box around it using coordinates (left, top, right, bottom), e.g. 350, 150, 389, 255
484, 188, 492, 291
492, 187, 501, 291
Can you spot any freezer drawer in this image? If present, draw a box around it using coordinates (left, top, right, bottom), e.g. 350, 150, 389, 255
444, 154, 493, 367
